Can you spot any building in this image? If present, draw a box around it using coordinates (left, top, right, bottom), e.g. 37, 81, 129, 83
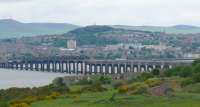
144, 43, 168, 51
184, 53, 200, 59
67, 39, 77, 50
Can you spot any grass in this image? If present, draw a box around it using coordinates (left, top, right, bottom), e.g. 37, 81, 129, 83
183, 83, 200, 93
29, 76, 200, 107
31, 90, 200, 107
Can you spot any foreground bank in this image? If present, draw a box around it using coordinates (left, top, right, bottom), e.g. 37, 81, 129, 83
2, 59, 200, 107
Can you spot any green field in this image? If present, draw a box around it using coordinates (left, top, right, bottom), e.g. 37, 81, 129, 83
31, 91, 200, 107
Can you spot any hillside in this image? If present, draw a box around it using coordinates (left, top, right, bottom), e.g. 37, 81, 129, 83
112, 25, 200, 34
0, 19, 79, 39
62, 25, 157, 46
65, 25, 119, 46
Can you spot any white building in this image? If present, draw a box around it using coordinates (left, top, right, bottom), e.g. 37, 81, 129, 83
67, 39, 77, 50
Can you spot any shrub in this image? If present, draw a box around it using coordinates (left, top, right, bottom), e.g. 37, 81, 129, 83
109, 93, 117, 102
152, 69, 160, 76
77, 75, 112, 85
82, 85, 107, 93
118, 85, 129, 94
164, 69, 173, 77
193, 63, 200, 74
10, 96, 38, 106
127, 77, 138, 83
99, 75, 112, 84
183, 83, 200, 93
50, 92, 61, 99
90, 75, 112, 84
137, 73, 154, 81
52, 77, 65, 87
192, 73, 200, 83
23, 96, 38, 105
192, 58, 200, 67
69, 86, 83, 95
179, 66, 193, 77
181, 78, 195, 87
82, 81, 107, 92
44, 96, 53, 100
44, 92, 61, 100
51, 77, 69, 93
128, 82, 148, 95
144, 78, 162, 87
72, 95, 80, 102
76, 77, 92, 85
0, 102, 9, 107
10, 101, 22, 106
164, 66, 182, 77
164, 65, 193, 77
74, 75, 111, 93
112, 80, 127, 89
10, 103, 30, 107
164, 88, 174, 97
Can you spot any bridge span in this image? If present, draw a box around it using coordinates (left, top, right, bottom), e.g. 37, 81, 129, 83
0, 58, 193, 75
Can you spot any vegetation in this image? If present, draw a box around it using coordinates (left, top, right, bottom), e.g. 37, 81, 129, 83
66, 26, 120, 46
2, 59, 200, 107
0, 19, 79, 39
112, 25, 200, 34
164, 61, 200, 85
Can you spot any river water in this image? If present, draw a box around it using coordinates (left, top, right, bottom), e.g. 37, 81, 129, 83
0, 69, 69, 89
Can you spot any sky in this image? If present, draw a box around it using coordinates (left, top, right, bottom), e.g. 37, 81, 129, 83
0, 0, 200, 26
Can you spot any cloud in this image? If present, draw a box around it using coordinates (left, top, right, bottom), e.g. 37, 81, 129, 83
0, 0, 200, 26
0, 0, 29, 3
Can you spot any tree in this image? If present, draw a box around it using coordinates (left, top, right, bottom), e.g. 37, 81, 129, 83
192, 58, 200, 66
99, 75, 112, 84
51, 77, 69, 93
152, 69, 160, 76
193, 63, 200, 73
179, 66, 193, 77
192, 73, 200, 82
164, 66, 183, 77
52, 77, 65, 87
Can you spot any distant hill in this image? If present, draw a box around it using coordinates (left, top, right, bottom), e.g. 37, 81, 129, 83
17, 25, 158, 47
112, 25, 200, 34
64, 25, 119, 46
0, 19, 79, 39
61, 25, 157, 46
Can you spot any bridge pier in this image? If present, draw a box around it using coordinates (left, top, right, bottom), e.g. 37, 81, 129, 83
0, 59, 192, 75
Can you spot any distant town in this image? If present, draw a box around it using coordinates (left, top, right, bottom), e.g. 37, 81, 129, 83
0, 25, 199, 61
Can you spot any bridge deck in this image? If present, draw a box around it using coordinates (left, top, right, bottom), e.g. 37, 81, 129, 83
0, 58, 194, 75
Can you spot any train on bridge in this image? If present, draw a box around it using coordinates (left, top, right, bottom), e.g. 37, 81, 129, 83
0, 56, 194, 75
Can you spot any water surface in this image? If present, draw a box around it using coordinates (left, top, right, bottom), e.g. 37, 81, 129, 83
0, 69, 69, 89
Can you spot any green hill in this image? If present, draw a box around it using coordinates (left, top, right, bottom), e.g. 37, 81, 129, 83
112, 25, 200, 34
0, 19, 79, 39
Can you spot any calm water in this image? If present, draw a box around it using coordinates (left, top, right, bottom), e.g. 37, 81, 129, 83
0, 69, 69, 89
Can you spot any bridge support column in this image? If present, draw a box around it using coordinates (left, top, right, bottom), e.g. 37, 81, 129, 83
30, 63, 33, 71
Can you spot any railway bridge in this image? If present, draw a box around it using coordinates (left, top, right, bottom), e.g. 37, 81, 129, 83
0, 57, 193, 75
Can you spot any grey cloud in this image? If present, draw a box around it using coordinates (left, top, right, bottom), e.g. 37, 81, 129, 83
0, 0, 29, 3
0, 0, 200, 26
